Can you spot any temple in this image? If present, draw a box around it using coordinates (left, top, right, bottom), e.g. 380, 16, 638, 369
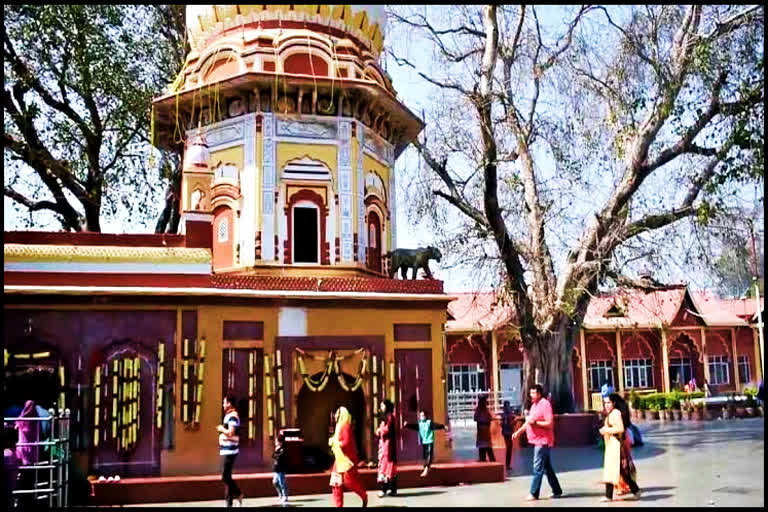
4, 5, 453, 479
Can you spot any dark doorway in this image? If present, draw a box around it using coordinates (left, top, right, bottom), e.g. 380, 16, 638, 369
222, 348, 263, 468
293, 206, 319, 263
297, 372, 366, 471
367, 211, 382, 273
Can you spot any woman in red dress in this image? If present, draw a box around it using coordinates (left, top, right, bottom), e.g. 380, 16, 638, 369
329, 406, 368, 507
376, 399, 398, 497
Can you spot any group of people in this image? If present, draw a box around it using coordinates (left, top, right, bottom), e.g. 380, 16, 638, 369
217, 383, 643, 507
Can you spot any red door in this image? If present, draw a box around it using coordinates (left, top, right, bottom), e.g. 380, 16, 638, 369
395, 349, 433, 462
367, 211, 382, 273
222, 348, 263, 468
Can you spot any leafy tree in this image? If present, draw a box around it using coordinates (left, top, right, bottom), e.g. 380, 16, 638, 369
3, 5, 187, 233
389, 5, 763, 411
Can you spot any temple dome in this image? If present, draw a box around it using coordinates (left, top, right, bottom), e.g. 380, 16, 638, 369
186, 5, 386, 56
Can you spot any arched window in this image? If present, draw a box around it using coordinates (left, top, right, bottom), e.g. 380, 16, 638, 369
283, 53, 329, 76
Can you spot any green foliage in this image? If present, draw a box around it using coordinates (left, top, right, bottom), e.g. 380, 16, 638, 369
4, 5, 186, 231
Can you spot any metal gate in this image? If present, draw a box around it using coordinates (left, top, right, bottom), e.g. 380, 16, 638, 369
5, 408, 70, 508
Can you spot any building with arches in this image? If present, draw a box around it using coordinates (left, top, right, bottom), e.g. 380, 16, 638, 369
4, 5, 452, 480
446, 286, 763, 415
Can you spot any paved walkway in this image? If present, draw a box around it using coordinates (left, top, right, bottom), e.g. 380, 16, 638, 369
121, 418, 764, 507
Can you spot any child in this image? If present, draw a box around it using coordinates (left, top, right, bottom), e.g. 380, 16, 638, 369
272, 432, 289, 505
403, 410, 447, 477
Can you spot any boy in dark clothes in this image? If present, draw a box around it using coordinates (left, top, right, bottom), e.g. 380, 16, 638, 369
272, 432, 289, 505
403, 410, 448, 477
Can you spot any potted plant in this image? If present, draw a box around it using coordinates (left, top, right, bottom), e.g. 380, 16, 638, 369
726, 394, 737, 419
638, 396, 647, 421
673, 398, 683, 420
659, 398, 669, 421
648, 402, 660, 420
682, 400, 694, 421
735, 399, 747, 418
694, 401, 705, 420
744, 393, 756, 417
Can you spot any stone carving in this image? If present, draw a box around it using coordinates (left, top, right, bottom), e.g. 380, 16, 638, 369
276, 119, 336, 139
385, 246, 442, 280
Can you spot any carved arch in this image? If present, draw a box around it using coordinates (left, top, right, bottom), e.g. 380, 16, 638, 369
621, 332, 656, 362
447, 334, 488, 369
586, 334, 616, 362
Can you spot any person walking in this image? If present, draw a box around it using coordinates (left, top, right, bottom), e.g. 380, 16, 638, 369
474, 396, 496, 462
600, 393, 641, 502
511, 384, 562, 501
217, 393, 244, 507
403, 409, 447, 477
329, 406, 367, 507
272, 432, 289, 506
376, 399, 398, 496
499, 401, 516, 471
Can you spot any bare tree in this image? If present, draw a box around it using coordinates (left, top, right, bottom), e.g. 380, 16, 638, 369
389, 5, 763, 411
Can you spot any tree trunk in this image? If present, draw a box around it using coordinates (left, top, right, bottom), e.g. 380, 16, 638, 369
523, 322, 576, 414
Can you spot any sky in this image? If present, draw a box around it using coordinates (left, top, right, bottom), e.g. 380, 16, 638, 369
4, 5, 763, 295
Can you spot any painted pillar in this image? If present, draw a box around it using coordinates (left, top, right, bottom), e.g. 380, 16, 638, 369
701, 328, 711, 386
356, 123, 367, 263
580, 328, 589, 411
615, 330, 624, 393
490, 330, 499, 400
661, 329, 670, 393
754, 328, 764, 381
731, 328, 740, 391
241, 114, 257, 266
261, 112, 276, 260
337, 119, 354, 262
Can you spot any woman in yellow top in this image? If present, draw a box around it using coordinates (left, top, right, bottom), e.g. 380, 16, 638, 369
599, 393, 641, 502
328, 406, 368, 507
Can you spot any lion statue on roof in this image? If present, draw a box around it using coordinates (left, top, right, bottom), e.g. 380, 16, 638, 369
384, 246, 442, 280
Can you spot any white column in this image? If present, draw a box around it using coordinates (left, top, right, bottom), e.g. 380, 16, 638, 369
240, 114, 257, 266
328, 188, 336, 265
389, 160, 397, 250
261, 113, 276, 260
356, 126, 367, 263
277, 187, 286, 264
338, 119, 354, 262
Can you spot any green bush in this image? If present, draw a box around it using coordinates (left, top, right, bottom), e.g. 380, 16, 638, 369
629, 390, 641, 410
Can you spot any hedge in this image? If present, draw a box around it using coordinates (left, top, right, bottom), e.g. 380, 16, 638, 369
634, 391, 705, 410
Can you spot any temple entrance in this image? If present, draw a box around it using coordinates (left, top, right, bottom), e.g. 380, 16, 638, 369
367, 211, 382, 273
297, 372, 366, 471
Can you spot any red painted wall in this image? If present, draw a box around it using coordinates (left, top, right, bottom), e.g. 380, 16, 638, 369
213, 207, 234, 270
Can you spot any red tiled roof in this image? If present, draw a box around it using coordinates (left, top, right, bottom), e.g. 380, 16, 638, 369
447, 286, 753, 331
446, 292, 515, 331
211, 274, 445, 294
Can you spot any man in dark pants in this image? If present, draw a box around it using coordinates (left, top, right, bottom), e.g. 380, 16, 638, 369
512, 384, 563, 501
217, 392, 244, 507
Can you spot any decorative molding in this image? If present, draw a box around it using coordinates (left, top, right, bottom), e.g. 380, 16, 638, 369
586, 334, 616, 362
364, 125, 395, 166
276, 118, 336, 139
4, 244, 211, 265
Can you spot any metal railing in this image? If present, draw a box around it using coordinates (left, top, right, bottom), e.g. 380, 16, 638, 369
5, 408, 70, 508
446, 390, 522, 421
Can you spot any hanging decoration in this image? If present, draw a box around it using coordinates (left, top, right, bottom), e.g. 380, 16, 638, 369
93, 364, 102, 448
92, 352, 142, 455
295, 348, 369, 392
181, 337, 206, 428
275, 350, 286, 428
155, 340, 166, 430
265, 353, 276, 439
248, 350, 258, 444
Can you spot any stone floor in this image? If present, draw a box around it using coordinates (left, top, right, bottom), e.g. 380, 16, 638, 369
119, 417, 764, 507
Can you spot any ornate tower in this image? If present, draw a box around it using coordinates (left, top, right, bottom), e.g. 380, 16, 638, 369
151, 5, 423, 275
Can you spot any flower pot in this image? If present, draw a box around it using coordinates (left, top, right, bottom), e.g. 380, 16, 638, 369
649, 410, 659, 420
745, 407, 755, 417
735, 407, 746, 418
659, 409, 668, 421
759, 406, 764, 417
673, 409, 682, 421
683, 410, 693, 421
722, 408, 730, 420
694, 408, 704, 420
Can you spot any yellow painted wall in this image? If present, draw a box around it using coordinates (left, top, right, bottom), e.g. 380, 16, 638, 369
362, 154, 390, 202
276, 142, 338, 180
161, 301, 450, 475
210, 146, 244, 171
